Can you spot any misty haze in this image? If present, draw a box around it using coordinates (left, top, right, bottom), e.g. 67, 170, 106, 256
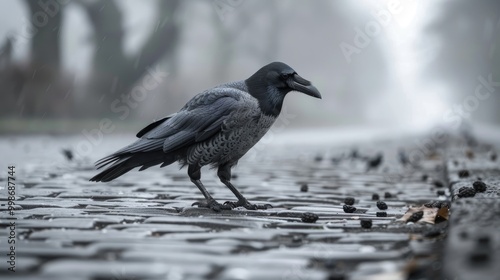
0, 1, 499, 279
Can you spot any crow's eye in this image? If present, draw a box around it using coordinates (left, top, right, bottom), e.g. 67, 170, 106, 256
280, 73, 291, 80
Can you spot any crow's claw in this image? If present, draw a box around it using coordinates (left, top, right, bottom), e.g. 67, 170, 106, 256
224, 200, 272, 210
192, 199, 232, 212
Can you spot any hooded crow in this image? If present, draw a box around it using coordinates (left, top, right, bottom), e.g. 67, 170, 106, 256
90, 62, 321, 211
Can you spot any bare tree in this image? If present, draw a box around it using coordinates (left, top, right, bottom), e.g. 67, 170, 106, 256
5, 0, 74, 118
77, 0, 182, 115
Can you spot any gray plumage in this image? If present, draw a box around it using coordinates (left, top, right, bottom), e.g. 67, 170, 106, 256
90, 62, 321, 211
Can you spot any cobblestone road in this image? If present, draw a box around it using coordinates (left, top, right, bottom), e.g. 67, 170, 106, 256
0, 129, 498, 280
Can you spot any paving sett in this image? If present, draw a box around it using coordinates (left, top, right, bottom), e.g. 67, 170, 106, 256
0, 131, 499, 280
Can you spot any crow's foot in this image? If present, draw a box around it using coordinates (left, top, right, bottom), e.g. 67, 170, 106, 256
192, 199, 232, 212
224, 199, 272, 210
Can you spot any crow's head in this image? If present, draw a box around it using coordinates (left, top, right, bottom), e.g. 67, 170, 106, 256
246, 62, 321, 116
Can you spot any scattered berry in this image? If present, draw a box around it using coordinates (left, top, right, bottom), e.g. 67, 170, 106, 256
458, 169, 470, 178
491, 153, 497, 161
473, 181, 487, 192
360, 219, 372, 228
458, 187, 476, 198
301, 212, 319, 223
437, 190, 445, 196
372, 193, 380, 200
343, 205, 357, 213
61, 149, 73, 161
407, 211, 424, 223
469, 248, 490, 263
344, 197, 355, 205
376, 212, 387, 217
477, 235, 491, 246
421, 174, 428, 181
384, 192, 392, 198
314, 155, 323, 162
433, 180, 444, 188
376, 201, 388, 210
300, 184, 308, 192
426, 200, 450, 209
327, 272, 345, 280
367, 153, 383, 170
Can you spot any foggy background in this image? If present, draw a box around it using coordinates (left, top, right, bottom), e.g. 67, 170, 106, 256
0, 0, 499, 134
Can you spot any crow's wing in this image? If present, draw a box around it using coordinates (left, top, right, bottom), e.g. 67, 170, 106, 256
117, 89, 247, 156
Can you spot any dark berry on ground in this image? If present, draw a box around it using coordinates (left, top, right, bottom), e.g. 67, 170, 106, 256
344, 197, 355, 205
384, 192, 392, 198
367, 153, 383, 169
477, 235, 491, 246
327, 273, 345, 280
473, 181, 487, 192
433, 180, 444, 188
300, 184, 308, 192
458, 169, 470, 178
469, 248, 490, 263
377, 201, 388, 210
457, 187, 476, 198
376, 212, 387, 217
407, 211, 424, 223
360, 219, 372, 228
343, 205, 356, 213
372, 193, 379, 200
428, 200, 450, 209
437, 190, 445, 196
421, 174, 428, 181
301, 212, 319, 223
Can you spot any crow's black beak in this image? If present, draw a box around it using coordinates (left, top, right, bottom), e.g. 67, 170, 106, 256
287, 74, 322, 99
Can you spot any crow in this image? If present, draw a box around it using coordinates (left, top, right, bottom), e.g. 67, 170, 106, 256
90, 62, 321, 211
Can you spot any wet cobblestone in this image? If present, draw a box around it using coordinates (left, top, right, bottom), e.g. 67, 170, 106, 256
0, 131, 498, 279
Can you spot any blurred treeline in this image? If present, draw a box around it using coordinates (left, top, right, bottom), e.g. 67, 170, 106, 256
426, 0, 500, 123
0, 0, 499, 132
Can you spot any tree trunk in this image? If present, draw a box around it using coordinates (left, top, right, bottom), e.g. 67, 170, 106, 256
19, 0, 73, 118
79, 0, 181, 117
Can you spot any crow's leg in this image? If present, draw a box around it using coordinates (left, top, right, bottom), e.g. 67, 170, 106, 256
217, 164, 272, 210
188, 165, 231, 212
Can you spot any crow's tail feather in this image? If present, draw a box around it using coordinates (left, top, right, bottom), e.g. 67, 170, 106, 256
89, 151, 176, 182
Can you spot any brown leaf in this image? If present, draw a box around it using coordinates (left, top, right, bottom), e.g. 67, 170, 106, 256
435, 206, 449, 222
399, 206, 438, 224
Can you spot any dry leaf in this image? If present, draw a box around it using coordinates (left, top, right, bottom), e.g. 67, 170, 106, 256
399, 206, 439, 224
